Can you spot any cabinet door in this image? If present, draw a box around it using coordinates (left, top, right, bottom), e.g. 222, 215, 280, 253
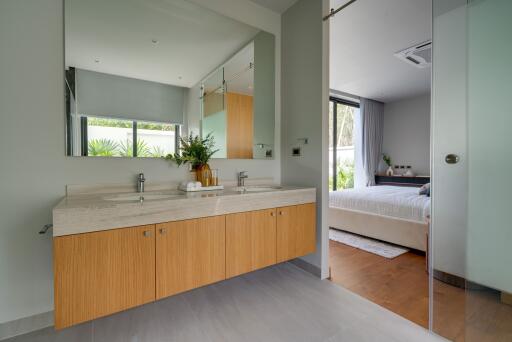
54, 225, 156, 329
226, 208, 277, 278
276, 203, 316, 263
156, 216, 225, 299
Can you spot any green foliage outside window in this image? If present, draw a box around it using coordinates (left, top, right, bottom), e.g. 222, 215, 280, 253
329, 159, 355, 190
88, 138, 166, 157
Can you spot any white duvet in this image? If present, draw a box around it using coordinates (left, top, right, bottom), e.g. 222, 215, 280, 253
329, 185, 430, 223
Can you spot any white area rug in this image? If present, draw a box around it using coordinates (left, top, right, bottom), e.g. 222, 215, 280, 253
329, 228, 409, 259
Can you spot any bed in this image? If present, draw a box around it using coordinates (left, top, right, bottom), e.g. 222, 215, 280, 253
329, 185, 430, 251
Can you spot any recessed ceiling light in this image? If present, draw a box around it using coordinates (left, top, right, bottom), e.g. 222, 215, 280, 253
151, 39, 159, 44
94, 59, 100, 63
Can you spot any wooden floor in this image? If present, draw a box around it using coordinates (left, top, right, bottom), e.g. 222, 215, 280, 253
329, 239, 429, 327
329, 239, 512, 342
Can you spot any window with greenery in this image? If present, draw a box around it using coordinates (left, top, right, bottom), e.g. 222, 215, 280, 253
83, 116, 179, 158
329, 97, 358, 191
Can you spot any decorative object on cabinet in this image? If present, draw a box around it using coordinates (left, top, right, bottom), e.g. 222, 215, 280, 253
404, 166, 416, 177
165, 133, 218, 186
383, 154, 393, 176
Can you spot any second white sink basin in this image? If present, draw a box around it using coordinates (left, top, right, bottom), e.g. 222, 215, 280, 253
104, 194, 182, 202
238, 186, 282, 193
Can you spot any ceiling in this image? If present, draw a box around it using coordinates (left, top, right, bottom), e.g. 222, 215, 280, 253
65, 0, 260, 88
330, 0, 431, 103
248, 0, 299, 14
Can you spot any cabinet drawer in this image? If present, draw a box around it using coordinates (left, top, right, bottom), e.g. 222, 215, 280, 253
226, 208, 277, 278
156, 216, 226, 299
54, 225, 156, 329
277, 203, 316, 263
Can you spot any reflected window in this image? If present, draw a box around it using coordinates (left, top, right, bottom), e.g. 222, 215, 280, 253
80, 116, 179, 157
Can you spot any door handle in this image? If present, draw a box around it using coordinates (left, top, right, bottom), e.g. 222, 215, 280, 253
445, 154, 460, 164
143, 230, 152, 237
270, 211, 275, 216
159, 228, 167, 235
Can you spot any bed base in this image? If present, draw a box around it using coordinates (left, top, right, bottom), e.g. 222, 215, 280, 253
328, 207, 428, 252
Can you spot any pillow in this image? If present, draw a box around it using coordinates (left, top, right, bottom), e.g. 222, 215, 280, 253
419, 183, 430, 197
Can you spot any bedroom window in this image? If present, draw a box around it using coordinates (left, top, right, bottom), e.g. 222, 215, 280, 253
329, 97, 359, 191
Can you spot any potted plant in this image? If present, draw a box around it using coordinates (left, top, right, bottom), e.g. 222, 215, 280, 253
383, 154, 393, 176
165, 133, 219, 185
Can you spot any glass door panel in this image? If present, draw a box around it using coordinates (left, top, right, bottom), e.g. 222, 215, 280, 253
431, 0, 512, 340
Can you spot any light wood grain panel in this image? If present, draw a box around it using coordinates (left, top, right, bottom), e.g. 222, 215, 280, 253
155, 216, 225, 299
226, 208, 276, 278
276, 203, 316, 263
54, 225, 156, 329
226, 92, 253, 159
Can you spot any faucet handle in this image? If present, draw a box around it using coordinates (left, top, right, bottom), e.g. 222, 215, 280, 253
138, 173, 145, 181
239, 171, 248, 177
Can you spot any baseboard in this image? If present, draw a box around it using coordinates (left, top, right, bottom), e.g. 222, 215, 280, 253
433, 269, 494, 291
290, 258, 322, 278
0, 311, 53, 340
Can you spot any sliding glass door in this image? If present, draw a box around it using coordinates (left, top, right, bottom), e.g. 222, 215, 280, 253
329, 97, 359, 191
431, 0, 512, 340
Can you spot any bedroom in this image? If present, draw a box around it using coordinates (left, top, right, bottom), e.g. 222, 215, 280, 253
328, 1, 512, 341
328, 0, 432, 329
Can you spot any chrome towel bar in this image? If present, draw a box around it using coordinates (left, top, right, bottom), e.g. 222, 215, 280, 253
39, 224, 53, 235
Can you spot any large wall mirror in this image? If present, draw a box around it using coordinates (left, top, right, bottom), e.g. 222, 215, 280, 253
65, 0, 275, 159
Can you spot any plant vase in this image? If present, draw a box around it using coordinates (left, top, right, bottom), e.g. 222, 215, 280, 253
195, 163, 212, 187
386, 166, 394, 176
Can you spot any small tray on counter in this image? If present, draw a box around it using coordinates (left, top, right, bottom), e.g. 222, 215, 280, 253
178, 185, 224, 192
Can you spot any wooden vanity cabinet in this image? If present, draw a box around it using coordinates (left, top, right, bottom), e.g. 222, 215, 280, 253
53, 202, 315, 329
226, 208, 277, 278
276, 203, 316, 263
155, 215, 226, 299
53, 225, 156, 329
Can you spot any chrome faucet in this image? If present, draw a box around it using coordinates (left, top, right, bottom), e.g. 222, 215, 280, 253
137, 173, 145, 193
237, 171, 248, 187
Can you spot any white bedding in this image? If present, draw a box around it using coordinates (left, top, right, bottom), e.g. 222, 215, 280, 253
329, 186, 430, 223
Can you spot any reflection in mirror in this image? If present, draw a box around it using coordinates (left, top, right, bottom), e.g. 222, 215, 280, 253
201, 33, 275, 159
65, 0, 275, 159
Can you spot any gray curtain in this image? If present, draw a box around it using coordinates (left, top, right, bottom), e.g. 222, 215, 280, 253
360, 98, 384, 186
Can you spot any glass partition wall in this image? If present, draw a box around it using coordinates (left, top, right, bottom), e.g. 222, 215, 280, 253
431, 0, 512, 340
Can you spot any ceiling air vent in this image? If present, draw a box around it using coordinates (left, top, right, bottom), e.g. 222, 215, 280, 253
394, 40, 432, 68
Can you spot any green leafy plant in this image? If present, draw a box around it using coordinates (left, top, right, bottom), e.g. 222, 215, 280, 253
165, 133, 218, 169
118, 139, 151, 157
150, 146, 167, 158
383, 154, 392, 167
337, 160, 355, 190
88, 139, 119, 156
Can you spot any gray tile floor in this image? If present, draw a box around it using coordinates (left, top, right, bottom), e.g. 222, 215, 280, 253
5, 263, 445, 342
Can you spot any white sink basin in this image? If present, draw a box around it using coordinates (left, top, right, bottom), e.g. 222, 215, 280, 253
238, 186, 282, 193
104, 194, 181, 202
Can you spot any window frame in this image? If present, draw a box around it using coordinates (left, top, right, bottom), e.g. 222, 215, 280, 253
329, 96, 359, 191
80, 116, 180, 158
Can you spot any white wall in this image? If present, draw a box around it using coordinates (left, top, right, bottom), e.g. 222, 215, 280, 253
282, 0, 329, 278
382, 93, 431, 176
0, 0, 281, 325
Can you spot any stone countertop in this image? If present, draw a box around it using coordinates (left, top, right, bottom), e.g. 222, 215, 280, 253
52, 186, 316, 237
